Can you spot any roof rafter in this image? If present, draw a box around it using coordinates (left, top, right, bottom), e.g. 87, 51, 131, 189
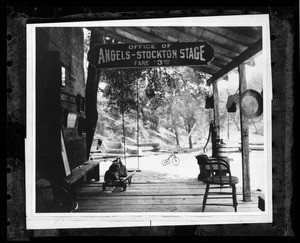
88, 26, 262, 80
140, 26, 241, 57
206, 38, 262, 85
175, 26, 248, 54
137, 26, 178, 42
223, 27, 262, 40
96, 27, 223, 71
93, 26, 240, 62
92, 27, 136, 44
116, 27, 168, 43
201, 27, 258, 46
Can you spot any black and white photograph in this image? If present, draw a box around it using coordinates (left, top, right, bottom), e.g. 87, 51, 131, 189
25, 15, 273, 229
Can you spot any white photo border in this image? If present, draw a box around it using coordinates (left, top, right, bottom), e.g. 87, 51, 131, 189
26, 14, 273, 229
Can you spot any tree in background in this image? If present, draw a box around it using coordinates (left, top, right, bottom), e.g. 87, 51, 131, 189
168, 67, 210, 148
145, 66, 210, 149
90, 37, 211, 149
97, 65, 210, 149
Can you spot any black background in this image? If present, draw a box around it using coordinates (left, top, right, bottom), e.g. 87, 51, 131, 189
5, 0, 298, 241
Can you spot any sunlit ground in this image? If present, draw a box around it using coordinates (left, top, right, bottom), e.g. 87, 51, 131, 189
98, 130, 267, 194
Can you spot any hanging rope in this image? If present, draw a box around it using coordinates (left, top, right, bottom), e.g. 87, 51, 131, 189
136, 78, 140, 170
120, 69, 140, 171
120, 70, 127, 165
203, 122, 212, 153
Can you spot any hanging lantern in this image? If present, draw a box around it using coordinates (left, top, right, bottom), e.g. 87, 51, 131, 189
226, 95, 236, 113
227, 102, 237, 113
205, 95, 214, 109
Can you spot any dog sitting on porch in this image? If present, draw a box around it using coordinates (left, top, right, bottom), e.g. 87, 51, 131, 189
104, 157, 128, 183
104, 163, 120, 183
111, 157, 128, 178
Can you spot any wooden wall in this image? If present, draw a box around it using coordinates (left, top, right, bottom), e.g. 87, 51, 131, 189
35, 27, 87, 171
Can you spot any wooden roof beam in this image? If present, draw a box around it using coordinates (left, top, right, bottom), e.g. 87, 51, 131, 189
210, 57, 229, 69
116, 27, 169, 43
127, 27, 234, 66
113, 28, 150, 43
149, 26, 198, 42
95, 26, 235, 64
137, 26, 178, 42
93, 27, 150, 44
141, 27, 240, 56
206, 38, 262, 85
223, 27, 262, 40
202, 27, 258, 46
191, 65, 215, 76
88, 27, 219, 76
93, 28, 137, 44
176, 27, 248, 54
213, 54, 233, 66
159, 27, 241, 58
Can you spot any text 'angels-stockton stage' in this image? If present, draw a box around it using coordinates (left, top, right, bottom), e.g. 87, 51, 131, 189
88, 42, 214, 69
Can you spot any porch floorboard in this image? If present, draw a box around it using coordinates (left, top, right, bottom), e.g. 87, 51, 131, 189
75, 177, 261, 213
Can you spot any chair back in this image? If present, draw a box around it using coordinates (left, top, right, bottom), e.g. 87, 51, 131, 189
195, 154, 211, 181
197, 155, 232, 185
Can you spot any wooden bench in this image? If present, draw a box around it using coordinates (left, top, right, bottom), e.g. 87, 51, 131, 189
36, 160, 100, 212
67, 160, 100, 185
102, 170, 137, 192
50, 160, 100, 212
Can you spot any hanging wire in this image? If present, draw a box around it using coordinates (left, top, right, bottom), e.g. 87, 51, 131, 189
235, 87, 239, 94
136, 78, 140, 170
120, 69, 127, 165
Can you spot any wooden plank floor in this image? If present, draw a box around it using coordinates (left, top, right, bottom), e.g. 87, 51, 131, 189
74, 176, 261, 213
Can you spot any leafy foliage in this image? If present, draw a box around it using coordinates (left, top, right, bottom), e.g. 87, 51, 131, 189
88, 35, 263, 150
97, 64, 211, 149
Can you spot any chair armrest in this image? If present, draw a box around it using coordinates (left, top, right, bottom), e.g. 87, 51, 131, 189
204, 161, 233, 183
209, 158, 230, 168
204, 161, 231, 178
205, 161, 230, 170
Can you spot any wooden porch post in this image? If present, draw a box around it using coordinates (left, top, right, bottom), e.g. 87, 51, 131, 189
213, 81, 220, 140
85, 30, 103, 160
238, 63, 251, 202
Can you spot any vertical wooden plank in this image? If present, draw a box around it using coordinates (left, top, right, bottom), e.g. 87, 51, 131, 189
36, 50, 66, 181
213, 82, 220, 135
212, 82, 220, 157
238, 63, 251, 202
85, 30, 103, 160
213, 82, 220, 137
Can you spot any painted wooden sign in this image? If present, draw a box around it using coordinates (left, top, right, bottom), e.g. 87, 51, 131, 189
88, 42, 214, 69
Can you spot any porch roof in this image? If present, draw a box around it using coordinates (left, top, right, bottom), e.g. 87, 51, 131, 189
86, 26, 262, 85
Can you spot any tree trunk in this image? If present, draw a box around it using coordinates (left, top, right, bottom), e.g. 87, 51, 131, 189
170, 108, 180, 146
188, 135, 193, 149
174, 125, 180, 146
232, 117, 240, 131
187, 123, 193, 149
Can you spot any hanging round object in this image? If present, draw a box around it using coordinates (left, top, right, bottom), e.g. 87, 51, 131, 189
240, 89, 263, 118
